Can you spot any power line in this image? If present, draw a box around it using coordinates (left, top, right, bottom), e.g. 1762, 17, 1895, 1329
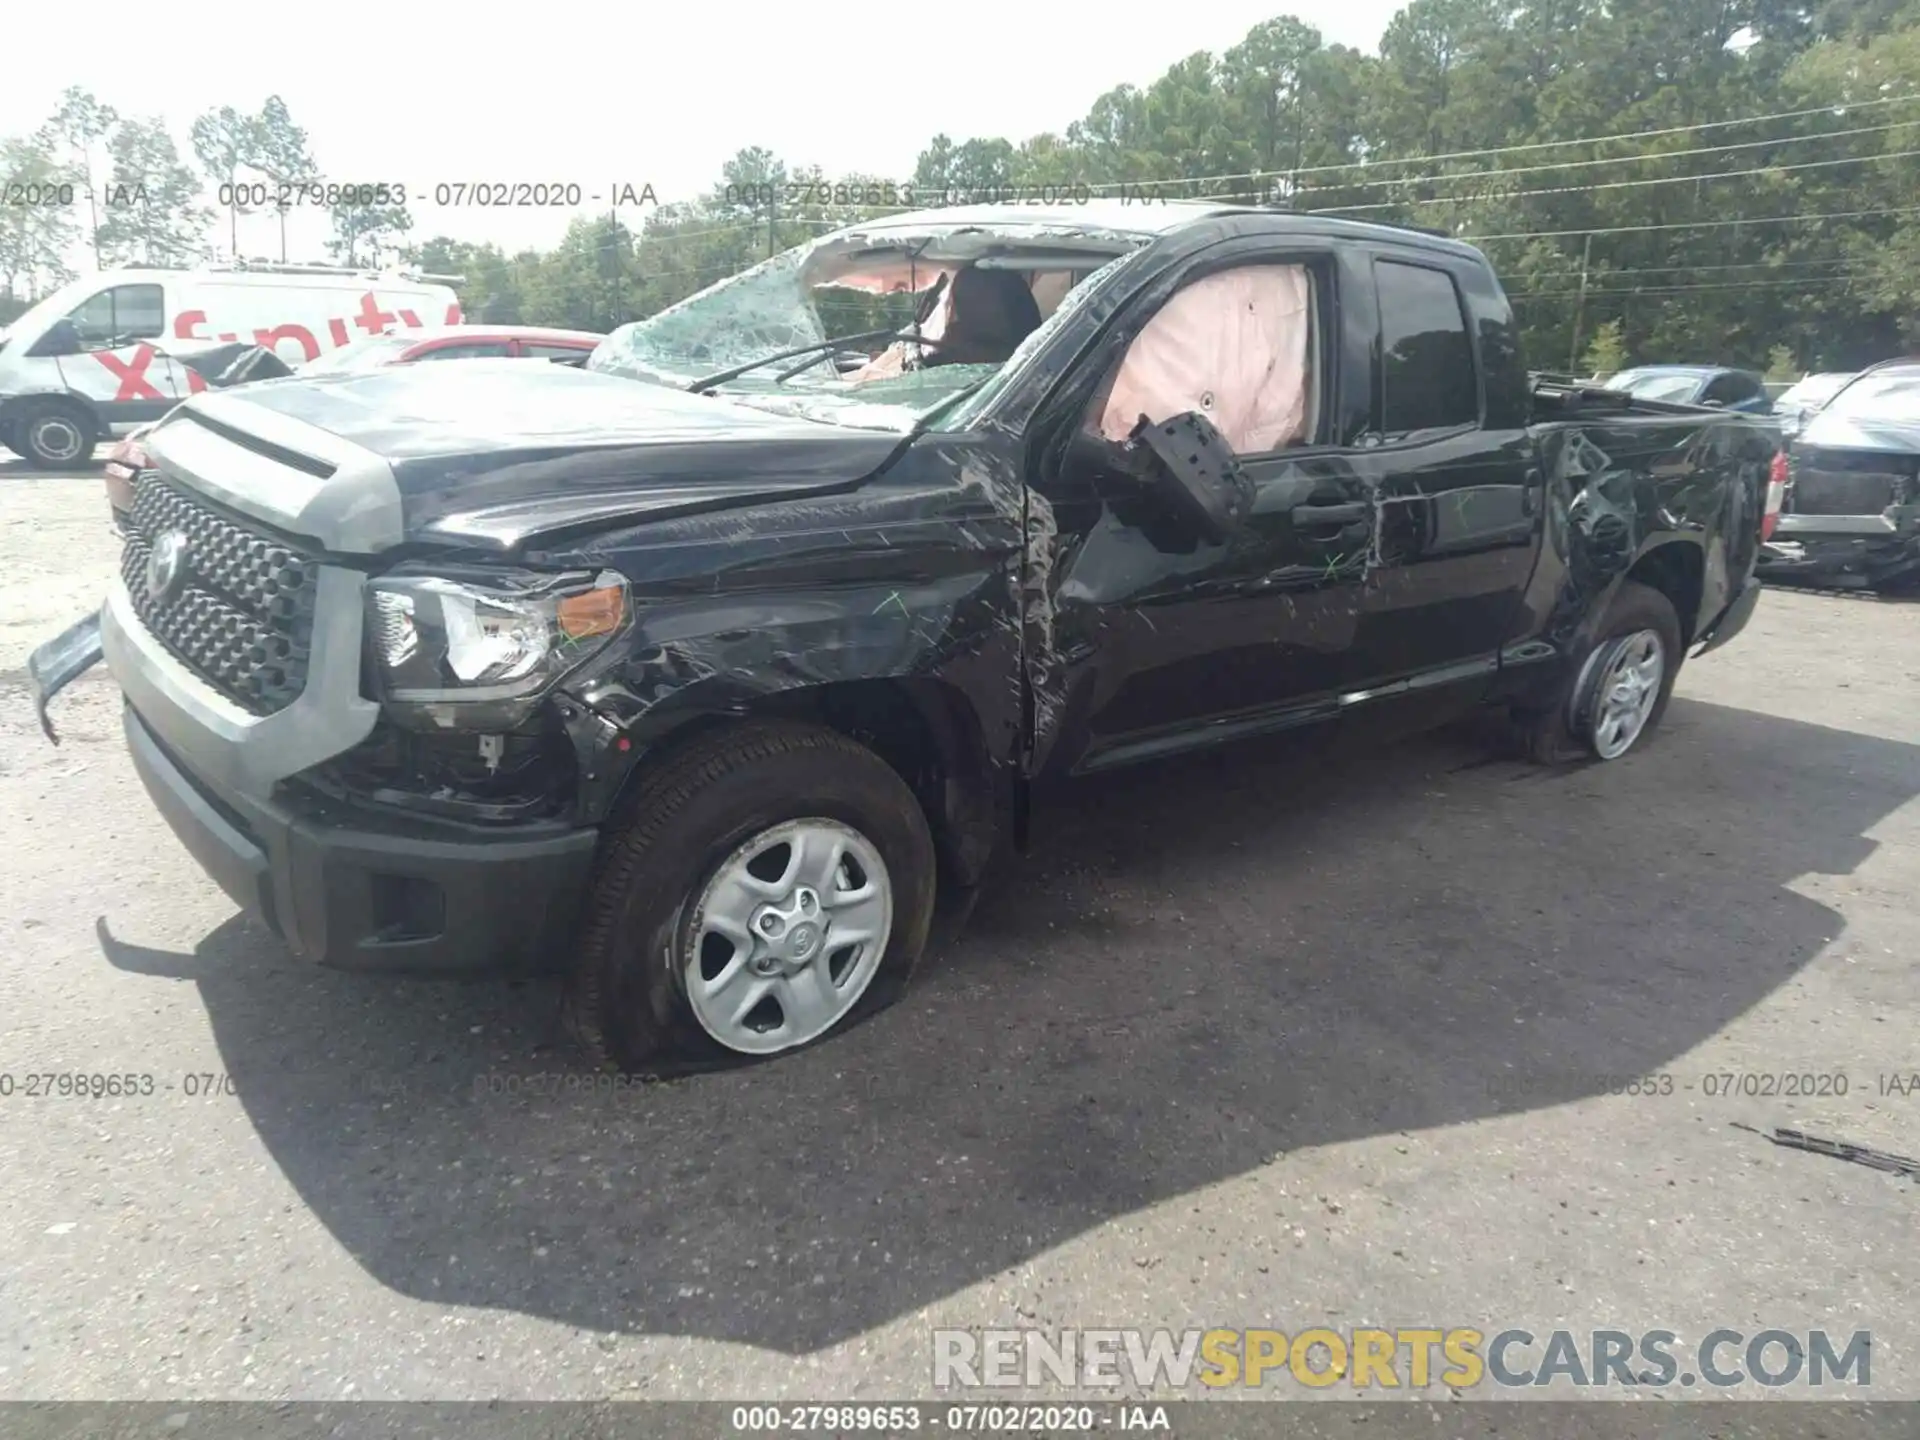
1305, 145, 1920, 214
638, 215, 842, 242
1073, 90, 1920, 193
1264, 118, 1918, 196
1511, 275, 1869, 299
1467, 203, 1920, 240
1521, 256, 1876, 281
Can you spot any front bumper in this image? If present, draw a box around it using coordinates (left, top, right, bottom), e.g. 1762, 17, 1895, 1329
124, 701, 599, 974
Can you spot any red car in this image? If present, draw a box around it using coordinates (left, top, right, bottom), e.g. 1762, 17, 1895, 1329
296, 324, 606, 373
104, 324, 605, 527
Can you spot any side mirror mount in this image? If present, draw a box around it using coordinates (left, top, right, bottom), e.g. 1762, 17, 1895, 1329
27, 319, 82, 358
1126, 410, 1254, 544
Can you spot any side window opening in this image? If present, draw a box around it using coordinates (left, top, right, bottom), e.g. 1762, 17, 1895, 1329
1716, 373, 1761, 404
1089, 262, 1319, 456
67, 284, 165, 345
1375, 260, 1477, 438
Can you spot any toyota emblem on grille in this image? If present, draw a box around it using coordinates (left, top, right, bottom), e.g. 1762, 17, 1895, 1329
146, 530, 189, 603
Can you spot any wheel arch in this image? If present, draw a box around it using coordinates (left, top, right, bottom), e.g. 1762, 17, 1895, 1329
1621, 537, 1706, 647
597, 677, 1010, 892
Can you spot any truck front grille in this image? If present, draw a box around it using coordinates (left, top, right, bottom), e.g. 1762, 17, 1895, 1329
119, 470, 320, 716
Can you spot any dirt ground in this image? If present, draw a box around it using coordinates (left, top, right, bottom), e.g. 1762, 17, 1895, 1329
0, 463, 1915, 1405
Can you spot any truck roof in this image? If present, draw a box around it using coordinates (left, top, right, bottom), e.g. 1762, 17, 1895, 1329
840, 199, 1486, 260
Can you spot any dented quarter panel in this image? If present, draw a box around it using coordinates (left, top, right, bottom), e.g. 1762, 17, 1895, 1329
1501, 412, 1770, 705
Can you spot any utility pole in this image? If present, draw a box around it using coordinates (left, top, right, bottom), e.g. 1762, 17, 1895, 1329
609, 206, 621, 330
767, 184, 778, 259
1289, 74, 1306, 210
1567, 232, 1593, 374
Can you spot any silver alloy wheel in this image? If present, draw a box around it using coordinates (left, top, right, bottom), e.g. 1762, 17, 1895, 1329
30, 415, 85, 463
1585, 628, 1665, 760
683, 817, 893, 1055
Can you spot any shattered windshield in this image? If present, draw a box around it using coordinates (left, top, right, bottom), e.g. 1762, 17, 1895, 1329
589, 220, 1145, 432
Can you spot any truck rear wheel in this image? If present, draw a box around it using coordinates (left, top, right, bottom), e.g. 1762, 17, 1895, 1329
1517, 580, 1683, 764
16, 400, 97, 469
564, 720, 937, 1074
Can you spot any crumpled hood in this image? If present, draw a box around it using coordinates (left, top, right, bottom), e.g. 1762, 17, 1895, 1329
146, 361, 908, 553
1797, 408, 1920, 455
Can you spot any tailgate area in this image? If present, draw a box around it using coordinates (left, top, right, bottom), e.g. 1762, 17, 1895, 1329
1790, 446, 1915, 516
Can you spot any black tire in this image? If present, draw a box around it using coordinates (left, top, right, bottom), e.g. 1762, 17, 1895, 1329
1516, 579, 1684, 765
563, 720, 937, 1075
15, 400, 97, 469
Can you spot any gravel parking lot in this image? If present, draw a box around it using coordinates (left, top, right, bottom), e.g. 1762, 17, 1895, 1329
1, 461, 1915, 1404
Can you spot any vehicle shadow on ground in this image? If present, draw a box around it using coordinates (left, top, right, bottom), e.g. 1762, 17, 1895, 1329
98, 696, 1920, 1354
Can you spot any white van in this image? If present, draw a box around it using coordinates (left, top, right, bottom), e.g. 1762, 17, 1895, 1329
0, 264, 463, 467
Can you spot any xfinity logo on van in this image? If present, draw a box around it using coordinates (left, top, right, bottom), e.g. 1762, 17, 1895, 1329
90, 293, 463, 403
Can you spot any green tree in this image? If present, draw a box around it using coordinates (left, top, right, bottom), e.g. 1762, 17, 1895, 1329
0, 133, 79, 299
44, 86, 118, 267
97, 118, 210, 268
327, 190, 413, 269
1582, 319, 1629, 376
252, 96, 318, 263
190, 106, 264, 260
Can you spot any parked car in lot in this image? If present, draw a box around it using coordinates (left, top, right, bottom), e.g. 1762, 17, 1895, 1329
1757, 359, 1920, 589
1604, 365, 1775, 414
29, 201, 1774, 1074
296, 324, 604, 373
0, 263, 462, 467
1773, 371, 1856, 437
101, 324, 606, 530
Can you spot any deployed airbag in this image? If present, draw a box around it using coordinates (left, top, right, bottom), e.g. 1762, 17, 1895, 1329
1099, 265, 1312, 454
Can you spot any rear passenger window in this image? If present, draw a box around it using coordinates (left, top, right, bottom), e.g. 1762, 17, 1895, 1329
1376, 261, 1477, 437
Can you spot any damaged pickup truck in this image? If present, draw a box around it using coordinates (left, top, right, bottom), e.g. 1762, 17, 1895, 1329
28, 201, 1775, 1073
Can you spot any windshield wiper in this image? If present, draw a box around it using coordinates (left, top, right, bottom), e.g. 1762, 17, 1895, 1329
687, 327, 905, 394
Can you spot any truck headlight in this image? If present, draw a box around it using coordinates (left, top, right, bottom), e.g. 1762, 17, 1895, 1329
366, 569, 627, 718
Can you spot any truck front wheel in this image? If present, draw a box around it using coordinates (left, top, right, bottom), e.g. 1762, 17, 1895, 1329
564, 720, 937, 1074
1518, 580, 1683, 764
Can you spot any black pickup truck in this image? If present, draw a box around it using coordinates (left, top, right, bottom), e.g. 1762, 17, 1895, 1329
29, 201, 1772, 1073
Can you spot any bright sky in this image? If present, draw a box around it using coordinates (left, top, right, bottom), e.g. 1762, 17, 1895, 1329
3, 0, 1404, 268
